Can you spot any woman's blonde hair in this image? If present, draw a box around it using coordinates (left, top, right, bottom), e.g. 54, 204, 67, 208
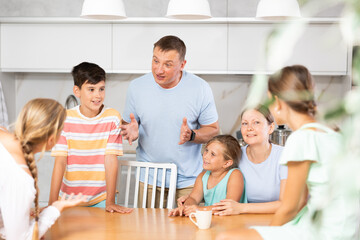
14, 98, 66, 240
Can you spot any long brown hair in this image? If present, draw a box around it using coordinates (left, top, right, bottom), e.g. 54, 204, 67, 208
205, 135, 241, 170
268, 65, 317, 116
14, 98, 66, 240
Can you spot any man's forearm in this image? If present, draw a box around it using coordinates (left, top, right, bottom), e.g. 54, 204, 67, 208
192, 122, 220, 144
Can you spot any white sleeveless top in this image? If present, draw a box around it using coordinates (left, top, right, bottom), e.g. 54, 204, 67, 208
0, 142, 60, 240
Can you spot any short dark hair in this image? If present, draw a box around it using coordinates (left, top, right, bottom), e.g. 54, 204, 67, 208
153, 35, 186, 61
71, 62, 106, 89
205, 135, 241, 170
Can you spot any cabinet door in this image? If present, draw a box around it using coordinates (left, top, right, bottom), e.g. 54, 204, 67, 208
228, 22, 348, 75
112, 23, 227, 73
1, 23, 112, 72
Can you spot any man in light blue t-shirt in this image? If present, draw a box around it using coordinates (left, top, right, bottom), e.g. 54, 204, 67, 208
121, 35, 219, 207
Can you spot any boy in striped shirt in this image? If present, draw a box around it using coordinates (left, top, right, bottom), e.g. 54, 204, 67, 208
49, 62, 132, 213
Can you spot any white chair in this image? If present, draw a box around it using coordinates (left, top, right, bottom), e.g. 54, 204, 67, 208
116, 160, 177, 209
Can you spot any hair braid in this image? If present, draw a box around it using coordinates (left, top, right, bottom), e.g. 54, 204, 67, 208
21, 141, 40, 239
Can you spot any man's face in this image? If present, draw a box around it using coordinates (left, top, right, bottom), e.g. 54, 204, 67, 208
151, 46, 186, 89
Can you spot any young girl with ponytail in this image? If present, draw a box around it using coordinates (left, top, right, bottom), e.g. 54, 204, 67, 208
217, 65, 359, 240
0, 98, 85, 240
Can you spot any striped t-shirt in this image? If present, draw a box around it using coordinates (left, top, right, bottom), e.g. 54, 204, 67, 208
51, 105, 123, 206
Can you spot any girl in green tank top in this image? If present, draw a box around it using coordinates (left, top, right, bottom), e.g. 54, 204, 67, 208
169, 135, 247, 217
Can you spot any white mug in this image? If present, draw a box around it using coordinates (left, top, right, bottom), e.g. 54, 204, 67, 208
189, 209, 212, 229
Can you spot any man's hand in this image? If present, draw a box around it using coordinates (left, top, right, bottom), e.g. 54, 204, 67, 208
106, 203, 133, 213
121, 113, 139, 145
179, 117, 192, 145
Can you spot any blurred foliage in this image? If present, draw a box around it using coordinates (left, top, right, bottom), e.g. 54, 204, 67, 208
352, 46, 360, 86
323, 102, 347, 120
247, 1, 360, 236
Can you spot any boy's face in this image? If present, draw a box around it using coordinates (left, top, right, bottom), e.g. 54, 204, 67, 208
73, 80, 105, 118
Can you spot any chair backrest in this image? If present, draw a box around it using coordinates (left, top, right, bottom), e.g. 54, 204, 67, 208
116, 160, 177, 209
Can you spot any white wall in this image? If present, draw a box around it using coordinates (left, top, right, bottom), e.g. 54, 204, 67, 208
0, 72, 15, 125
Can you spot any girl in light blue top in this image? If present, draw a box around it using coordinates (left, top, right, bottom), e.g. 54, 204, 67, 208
169, 135, 246, 217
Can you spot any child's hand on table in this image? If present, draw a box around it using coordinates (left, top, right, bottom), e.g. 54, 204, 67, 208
168, 206, 185, 217
106, 203, 133, 213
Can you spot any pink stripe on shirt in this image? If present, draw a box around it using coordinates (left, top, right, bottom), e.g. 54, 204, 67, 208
64, 122, 115, 134
61, 185, 107, 195
67, 155, 105, 165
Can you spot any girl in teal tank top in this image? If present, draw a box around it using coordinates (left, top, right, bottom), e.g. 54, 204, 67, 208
202, 168, 247, 206
169, 135, 247, 217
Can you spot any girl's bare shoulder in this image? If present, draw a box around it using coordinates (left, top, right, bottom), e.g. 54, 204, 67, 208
229, 168, 244, 179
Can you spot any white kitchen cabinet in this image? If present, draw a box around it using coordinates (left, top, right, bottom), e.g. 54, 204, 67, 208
112, 23, 228, 73
0, 18, 349, 75
228, 22, 348, 75
0, 23, 112, 72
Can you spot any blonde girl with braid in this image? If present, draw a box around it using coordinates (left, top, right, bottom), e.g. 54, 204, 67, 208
0, 98, 86, 240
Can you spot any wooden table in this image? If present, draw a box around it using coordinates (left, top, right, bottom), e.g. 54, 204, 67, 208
44, 207, 273, 240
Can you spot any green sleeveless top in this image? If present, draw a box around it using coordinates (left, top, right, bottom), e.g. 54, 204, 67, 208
202, 168, 247, 206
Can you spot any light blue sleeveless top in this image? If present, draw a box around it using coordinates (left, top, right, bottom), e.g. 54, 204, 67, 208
202, 168, 247, 206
